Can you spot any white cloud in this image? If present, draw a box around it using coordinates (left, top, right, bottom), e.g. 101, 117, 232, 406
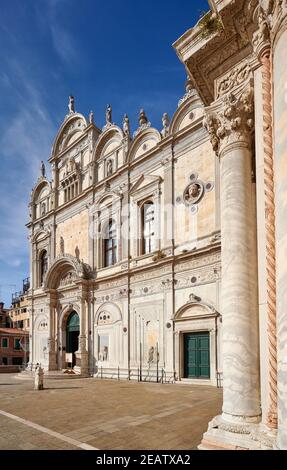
44, 0, 77, 65
0, 62, 56, 270
50, 22, 76, 64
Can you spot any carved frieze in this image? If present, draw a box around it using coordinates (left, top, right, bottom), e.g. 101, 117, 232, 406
175, 250, 221, 273
216, 61, 252, 98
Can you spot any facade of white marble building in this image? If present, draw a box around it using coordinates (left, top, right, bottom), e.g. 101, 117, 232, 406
27, 0, 287, 450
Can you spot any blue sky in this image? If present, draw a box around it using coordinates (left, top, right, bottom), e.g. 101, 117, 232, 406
0, 0, 208, 305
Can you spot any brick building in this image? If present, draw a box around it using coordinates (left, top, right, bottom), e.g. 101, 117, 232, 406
0, 327, 29, 366
9, 278, 30, 331
0, 302, 12, 328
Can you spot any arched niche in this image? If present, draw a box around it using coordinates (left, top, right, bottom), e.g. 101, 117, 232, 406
93, 126, 124, 181
31, 179, 52, 220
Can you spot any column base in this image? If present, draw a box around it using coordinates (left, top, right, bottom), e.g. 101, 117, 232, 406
198, 415, 277, 450
74, 350, 89, 377
48, 352, 57, 371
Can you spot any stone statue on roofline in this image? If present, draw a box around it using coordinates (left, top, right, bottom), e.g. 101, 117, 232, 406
40, 161, 46, 178
123, 114, 130, 137
106, 104, 112, 124
161, 112, 170, 137
89, 110, 94, 124
68, 95, 75, 114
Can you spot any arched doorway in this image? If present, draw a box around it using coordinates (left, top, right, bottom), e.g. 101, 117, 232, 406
66, 311, 80, 367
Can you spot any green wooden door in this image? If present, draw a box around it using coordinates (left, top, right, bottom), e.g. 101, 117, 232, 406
66, 312, 80, 366
184, 332, 210, 379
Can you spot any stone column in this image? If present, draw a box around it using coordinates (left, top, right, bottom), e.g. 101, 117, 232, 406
47, 292, 57, 371
202, 83, 261, 447
273, 17, 287, 451
75, 290, 89, 376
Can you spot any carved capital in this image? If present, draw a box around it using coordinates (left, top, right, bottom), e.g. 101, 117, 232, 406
203, 84, 254, 157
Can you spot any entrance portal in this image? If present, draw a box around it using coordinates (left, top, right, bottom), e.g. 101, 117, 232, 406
184, 332, 210, 379
66, 311, 80, 367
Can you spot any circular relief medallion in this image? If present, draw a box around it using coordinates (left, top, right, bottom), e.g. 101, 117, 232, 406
183, 181, 204, 206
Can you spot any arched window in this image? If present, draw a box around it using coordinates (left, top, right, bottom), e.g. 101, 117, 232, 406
40, 250, 48, 285
142, 201, 155, 254
104, 220, 117, 267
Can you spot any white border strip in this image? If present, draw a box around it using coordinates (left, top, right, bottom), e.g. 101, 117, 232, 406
0, 409, 99, 450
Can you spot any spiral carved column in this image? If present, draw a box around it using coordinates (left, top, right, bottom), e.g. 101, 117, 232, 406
260, 50, 277, 430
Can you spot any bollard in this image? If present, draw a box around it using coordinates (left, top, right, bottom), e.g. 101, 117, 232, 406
34, 366, 44, 390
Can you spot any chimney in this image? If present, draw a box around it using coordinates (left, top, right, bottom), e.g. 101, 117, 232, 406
0, 302, 4, 312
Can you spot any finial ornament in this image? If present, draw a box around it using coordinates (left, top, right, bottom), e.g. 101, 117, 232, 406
40, 161, 46, 178
139, 109, 148, 126
123, 114, 130, 137
178, 76, 197, 107
133, 109, 151, 137
89, 110, 94, 124
185, 76, 193, 93
68, 95, 75, 114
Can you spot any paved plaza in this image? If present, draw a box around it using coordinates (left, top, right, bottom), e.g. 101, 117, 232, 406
0, 373, 222, 450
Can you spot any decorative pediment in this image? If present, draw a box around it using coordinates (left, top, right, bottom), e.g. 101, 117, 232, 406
174, 294, 219, 321
169, 86, 204, 134
128, 127, 161, 161
44, 253, 92, 289
130, 174, 162, 196
31, 179, 51, 203
52, 113, 88, 157
93, 125, 124, 160
32, 228, 51, 243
